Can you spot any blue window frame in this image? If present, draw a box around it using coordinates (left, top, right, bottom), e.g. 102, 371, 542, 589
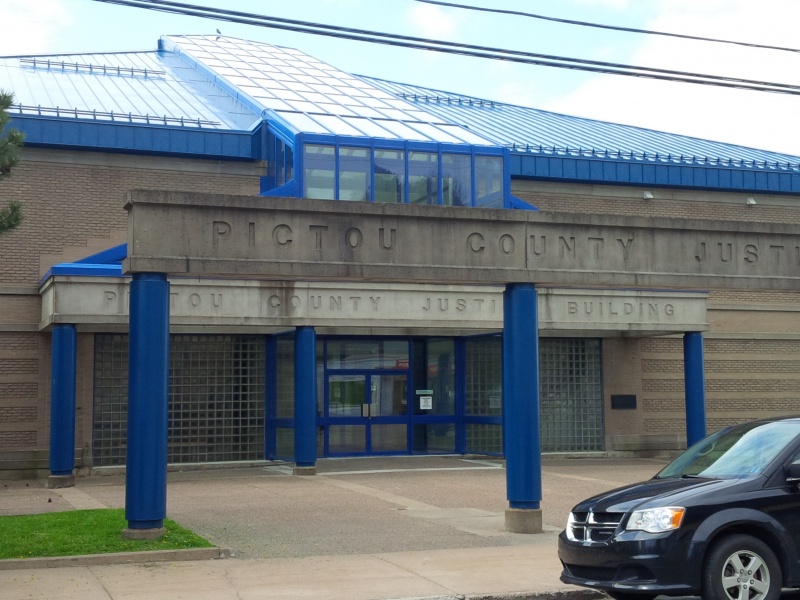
263, 130, 520, 209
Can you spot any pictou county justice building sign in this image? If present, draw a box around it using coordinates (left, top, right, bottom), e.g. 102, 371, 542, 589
124, 190, 800, 291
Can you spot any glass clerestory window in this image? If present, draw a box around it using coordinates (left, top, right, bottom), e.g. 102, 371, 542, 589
301, 142, 505, 207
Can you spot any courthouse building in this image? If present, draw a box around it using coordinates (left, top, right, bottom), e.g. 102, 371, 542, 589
2, 35, 800, 478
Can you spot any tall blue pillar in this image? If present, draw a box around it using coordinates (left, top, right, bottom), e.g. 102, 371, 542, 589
49, 324, 77, 488
684, 332, 707, 447
503, 284, 542, 533
125, 273, 169, 537
294, 326, 317, 474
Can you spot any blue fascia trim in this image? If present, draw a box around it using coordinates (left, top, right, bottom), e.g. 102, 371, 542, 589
75, 243, 127, 265
41, 263, 124, 284
511, 153, 800, 194
261, 179, 298, 197
11, 115, 259, 160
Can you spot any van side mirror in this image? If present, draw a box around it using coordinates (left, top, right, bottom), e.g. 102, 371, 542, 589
785, 462, 800, 483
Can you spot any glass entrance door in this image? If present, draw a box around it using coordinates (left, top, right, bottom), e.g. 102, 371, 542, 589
327, 373, 408, 455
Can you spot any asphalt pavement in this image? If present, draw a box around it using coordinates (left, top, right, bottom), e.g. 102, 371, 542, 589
0, 455, 671, 600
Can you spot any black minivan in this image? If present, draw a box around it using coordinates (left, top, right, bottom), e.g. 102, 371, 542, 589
558, 416, 800, 600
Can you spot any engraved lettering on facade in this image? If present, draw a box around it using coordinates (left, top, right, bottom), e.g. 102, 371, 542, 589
617, 237, 634, 261
212, 221, 231, 246
499, 234, 515, 255
273, 224, 292, 246
190, 293, 201, 307
559, 236, 575, 259
249, 221, 255, 247
745, 244, 758, 264
379, 228, 396, 250
719, 243, 733, 263
530, 235, 546, 257
770, 245, 785, 264
467, 232, 485, 254
589, 237, 604, 259
566, 300, 676, 321
331, 296, 342, 310
421, 297, 497, 313
309, 225, 328, 250
370, 297, 381, 310
345, 228, 363, 249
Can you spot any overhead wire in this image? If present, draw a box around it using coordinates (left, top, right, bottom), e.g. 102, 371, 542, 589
415, 0, 800, 55
91, 0, 800, 96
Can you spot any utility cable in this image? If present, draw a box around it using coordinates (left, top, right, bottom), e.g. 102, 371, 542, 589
416, 0, 800, 55
91, 0, 800, 96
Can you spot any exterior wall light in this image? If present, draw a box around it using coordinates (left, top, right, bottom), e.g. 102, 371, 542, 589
643, 191, 654, 199
746, 197, 757, 205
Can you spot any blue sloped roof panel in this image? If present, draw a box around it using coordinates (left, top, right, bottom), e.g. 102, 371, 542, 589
362, 76, 800, 169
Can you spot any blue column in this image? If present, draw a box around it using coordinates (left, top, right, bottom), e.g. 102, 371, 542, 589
503, 284, 541, 509
126, 273, 170, 531
684, 332, 707, 447
294, 326, 317, 468
49, 324, 77, 478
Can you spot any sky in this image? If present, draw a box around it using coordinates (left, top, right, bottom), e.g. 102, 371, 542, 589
3, 0, 800, 156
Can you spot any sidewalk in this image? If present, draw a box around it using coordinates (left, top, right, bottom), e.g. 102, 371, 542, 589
0, 456, 667, 600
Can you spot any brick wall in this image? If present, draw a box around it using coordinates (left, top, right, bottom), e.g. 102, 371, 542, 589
0, 148, 262, 471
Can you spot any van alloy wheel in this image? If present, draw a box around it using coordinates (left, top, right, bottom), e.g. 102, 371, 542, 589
703, 534, 781, 600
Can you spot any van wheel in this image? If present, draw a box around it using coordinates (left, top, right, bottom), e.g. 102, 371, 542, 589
703, 534, 781, 600
606, 592, 656, 600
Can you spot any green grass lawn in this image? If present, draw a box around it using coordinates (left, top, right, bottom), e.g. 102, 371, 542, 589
0, 509, 213, 559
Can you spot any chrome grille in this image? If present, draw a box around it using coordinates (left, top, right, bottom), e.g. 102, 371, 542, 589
568, 510, 623, 542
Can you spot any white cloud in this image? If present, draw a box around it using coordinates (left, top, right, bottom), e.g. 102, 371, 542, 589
0, 0, 72, 56
407, 4, 460, 40
576, 0, 633, 9
546, 0, 800, 155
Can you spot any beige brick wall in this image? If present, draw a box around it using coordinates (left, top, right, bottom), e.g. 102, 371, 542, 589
0, 148, 262, 468
0, 148, 263, 285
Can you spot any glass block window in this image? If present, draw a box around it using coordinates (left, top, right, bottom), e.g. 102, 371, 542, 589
539, 339, 603, 452
466, 423, 502, 455
93, 334, 266, 466
465, 336, 502, 416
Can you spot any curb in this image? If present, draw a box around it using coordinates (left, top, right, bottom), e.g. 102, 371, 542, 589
392, 591, 604, 600
0, 547, 231, 570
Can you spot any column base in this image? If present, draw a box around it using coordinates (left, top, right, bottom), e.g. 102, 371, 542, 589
505, 508, 543, 534
47, 474, 75, 489
293, 466, 317, 476
122, 527, 166, 540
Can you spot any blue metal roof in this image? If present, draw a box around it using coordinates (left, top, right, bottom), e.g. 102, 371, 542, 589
363, 77, 800, 168
4, 35, 800, 193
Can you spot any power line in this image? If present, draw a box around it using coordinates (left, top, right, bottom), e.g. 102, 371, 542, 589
416, 0, 800, 55
91, 0, 800, 96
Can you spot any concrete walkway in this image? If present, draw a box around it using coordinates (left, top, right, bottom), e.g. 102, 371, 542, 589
0, 456, 668, 600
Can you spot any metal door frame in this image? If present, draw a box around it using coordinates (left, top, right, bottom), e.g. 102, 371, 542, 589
324, 369, 411, 456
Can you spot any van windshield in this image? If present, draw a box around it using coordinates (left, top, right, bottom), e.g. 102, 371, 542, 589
656, 421, 800, 479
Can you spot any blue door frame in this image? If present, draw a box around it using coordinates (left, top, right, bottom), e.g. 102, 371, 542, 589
324, 369, 412, 456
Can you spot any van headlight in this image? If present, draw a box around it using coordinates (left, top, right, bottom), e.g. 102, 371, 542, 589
626, 507, 685, 533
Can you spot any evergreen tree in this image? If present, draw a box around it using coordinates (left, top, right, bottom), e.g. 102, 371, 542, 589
0, 90, 24, 234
